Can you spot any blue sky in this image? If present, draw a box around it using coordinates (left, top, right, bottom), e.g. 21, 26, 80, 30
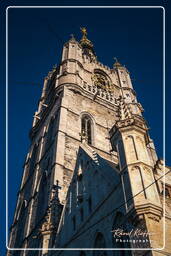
1, 0, 171, 255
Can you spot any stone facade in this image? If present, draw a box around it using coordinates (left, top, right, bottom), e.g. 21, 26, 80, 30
7, 29, 171, 256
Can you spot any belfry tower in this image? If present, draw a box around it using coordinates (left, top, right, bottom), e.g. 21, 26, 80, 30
8, 29, 171, 256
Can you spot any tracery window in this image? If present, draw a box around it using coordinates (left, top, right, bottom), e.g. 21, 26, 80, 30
81, 114, 93, 145
92, 69, 112, 92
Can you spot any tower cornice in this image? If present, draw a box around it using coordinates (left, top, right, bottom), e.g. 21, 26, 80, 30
109, 115, 149, 140
126, 203, 163, 225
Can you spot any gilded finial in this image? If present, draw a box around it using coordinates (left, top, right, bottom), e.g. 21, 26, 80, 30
80, 27, 87, 37
80, 27, 93, 49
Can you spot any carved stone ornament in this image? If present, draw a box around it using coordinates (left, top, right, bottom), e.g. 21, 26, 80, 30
143, 166, 151, 174
39, 209, 54, 235
116, 118, 134, 128
147, 213, 160, 222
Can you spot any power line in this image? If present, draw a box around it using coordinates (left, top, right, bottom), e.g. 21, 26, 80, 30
9, 21, 64, 90
41, 18, 64, 44
58, 169, 171, 249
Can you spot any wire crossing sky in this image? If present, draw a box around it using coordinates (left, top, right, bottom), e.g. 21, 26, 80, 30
7, 4, 164, 233
1, 2, 171, 255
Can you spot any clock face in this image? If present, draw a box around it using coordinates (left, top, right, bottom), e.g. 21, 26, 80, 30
92, 73, 113, 92
92, 73, 107, 90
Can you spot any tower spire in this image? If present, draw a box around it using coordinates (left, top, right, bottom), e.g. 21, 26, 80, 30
80, 27, 94, 50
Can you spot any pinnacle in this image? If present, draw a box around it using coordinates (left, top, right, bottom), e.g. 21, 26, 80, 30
116, 96, 132, 121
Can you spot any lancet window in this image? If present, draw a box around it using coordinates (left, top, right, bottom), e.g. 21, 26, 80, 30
81, 114, 93, 145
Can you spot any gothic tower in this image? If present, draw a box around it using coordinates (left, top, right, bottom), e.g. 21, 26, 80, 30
8, 29, 171, 256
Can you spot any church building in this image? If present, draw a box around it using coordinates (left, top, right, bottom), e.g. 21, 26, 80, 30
7, 28, 171, 256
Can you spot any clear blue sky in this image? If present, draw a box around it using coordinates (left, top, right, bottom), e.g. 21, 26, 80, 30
1, 0, 171, 255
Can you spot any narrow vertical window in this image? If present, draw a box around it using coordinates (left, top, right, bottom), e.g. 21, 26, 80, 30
81, 114, 93, 145
87, 119, 92, 144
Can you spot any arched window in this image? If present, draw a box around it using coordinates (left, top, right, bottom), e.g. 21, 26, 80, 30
93, 232, 107, 256
93, 69, 112, 92
125, 135, 138, 162
81, 114, 93, 145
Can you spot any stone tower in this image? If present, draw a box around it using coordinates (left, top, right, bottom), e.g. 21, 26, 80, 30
8, 29, 171, 256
